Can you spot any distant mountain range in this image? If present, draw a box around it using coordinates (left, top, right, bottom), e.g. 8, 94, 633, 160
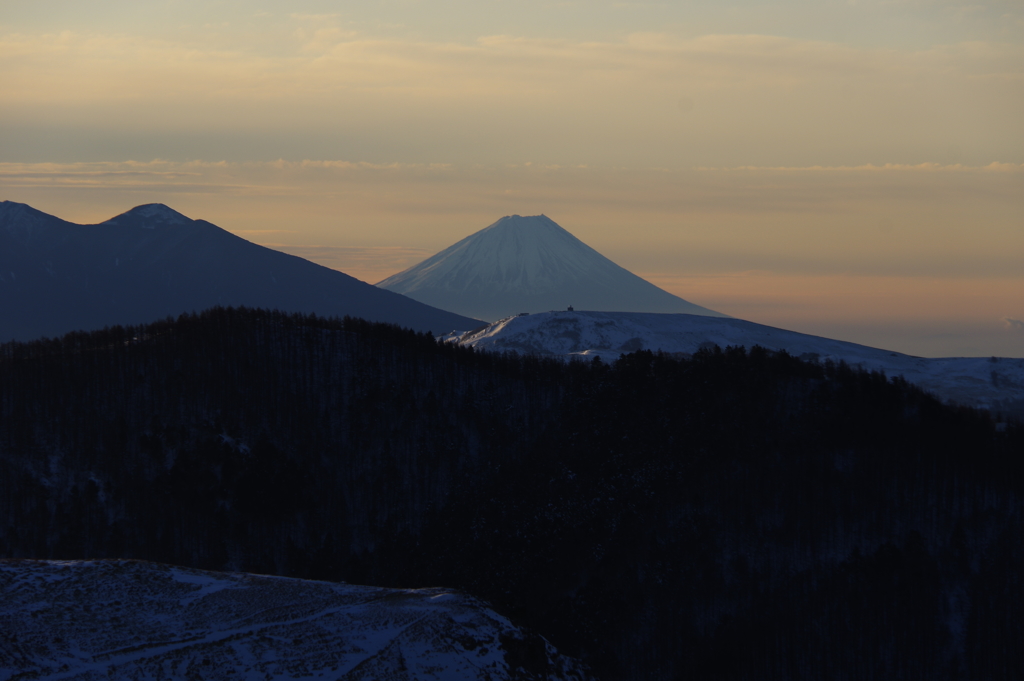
377, 214, 725, 322
0, 201, 477, 341
0, 559, 592, 680
448, 310, 1024, 418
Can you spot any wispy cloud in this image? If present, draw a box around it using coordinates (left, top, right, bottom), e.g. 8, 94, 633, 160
702, 163, 1024, 173
1, 29, 1020, 166
3, 159, 1020, 281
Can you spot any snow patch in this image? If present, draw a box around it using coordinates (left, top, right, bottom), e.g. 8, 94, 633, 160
129, 204, 191, 227
0, 560, 593, 681
168, 567, 240, 605
450, 310, 1024, 416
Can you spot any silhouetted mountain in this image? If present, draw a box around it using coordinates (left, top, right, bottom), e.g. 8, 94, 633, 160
0, 201, 476, 340
377, 214, 724, 321
2, 308, 1022, 681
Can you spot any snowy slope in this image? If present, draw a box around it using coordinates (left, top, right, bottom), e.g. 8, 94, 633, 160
449, 311, 1024, 417
377, 215, 725, 322
0, 560, 592, 681
0, 201, 477, 341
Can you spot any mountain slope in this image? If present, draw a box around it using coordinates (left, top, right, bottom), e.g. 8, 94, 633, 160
0, 559, 592, 681
2, 309, 1023, 680
0, 201, 477, 340
449, 310, 1024, 417
377, 214, 724, 321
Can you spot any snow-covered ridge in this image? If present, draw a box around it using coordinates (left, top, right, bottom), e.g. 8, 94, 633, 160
0, 559, 592, 681
447, 310, 1024, 417
378, 214, 724, 322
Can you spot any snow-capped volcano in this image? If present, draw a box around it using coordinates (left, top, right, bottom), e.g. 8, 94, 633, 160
377, 215, 725, 322
0, 201, 477, 341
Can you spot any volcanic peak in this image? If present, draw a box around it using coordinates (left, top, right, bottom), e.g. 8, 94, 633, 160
103, 203, 193, 229
377, 214, 726, 321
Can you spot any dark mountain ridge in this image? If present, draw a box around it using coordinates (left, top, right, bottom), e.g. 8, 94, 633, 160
1, 307, 1022, 680
0, 201, 477, 340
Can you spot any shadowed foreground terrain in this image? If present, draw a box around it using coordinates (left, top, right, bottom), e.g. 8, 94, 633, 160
0, 559, 590, 680
1, 307, 1022, 680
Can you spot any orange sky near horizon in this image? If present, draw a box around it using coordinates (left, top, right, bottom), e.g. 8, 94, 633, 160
2, 1, 1022, 357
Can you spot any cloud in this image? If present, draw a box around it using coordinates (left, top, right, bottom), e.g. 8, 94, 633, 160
1, 29, 1021, 167
3, 158, 1021, 280
1, 158, 1018, 216
698, 163, 1024, 173
1005, 318, 1024, 331
289, 13, 342, 21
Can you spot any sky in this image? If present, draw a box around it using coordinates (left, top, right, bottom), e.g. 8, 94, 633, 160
1, 0, 1022, 357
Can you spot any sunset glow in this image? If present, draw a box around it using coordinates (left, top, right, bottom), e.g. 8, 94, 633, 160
2, 0, 1021, 356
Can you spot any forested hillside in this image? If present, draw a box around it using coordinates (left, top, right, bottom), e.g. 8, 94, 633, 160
1, 307, 1021, 680
0, 308, 560, 577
